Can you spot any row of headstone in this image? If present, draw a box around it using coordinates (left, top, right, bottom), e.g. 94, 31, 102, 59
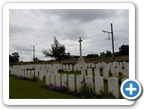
81, 67, 129, 79
46, 73, 125, 99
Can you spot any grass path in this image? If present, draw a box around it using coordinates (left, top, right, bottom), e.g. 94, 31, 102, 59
9, 76, 82, 99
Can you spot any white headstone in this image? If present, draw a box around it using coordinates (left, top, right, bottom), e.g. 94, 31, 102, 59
74, 66, 77, 72
117, 65, 122, 73
28, 70, 31, 78
35, 70, 39, 78
76, 75, 83, 92
61, 74, 67, 87
69, 64, 72, 71
51, 73, 56, 86
18, 70, 22, 76
68, 74, 75, 92
85, 76, 93, 90
87, 68, 93, 76
21, 70, 24, 77
94, 68, 100, 77
103, 68, 109, 80
66, 64, 69, 71
56, 73, 61, 87
108, 77, 119, 99
24, 70, 27, 78
63, 65, 66, 70
95, 76, 104, 95
39, 73, 43, 81
46, 73, 51, 86
111, 68, 118, 78
31, 70, 34, 79
122, 68, 129, 78
81, 68, 86, 78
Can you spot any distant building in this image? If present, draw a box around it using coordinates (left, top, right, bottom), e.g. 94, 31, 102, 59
114, 52, 119, 55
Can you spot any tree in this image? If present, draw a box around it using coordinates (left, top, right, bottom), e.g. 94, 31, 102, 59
9, 52, 20, 62
105, 50, 112, 57
33, 57, 39, 62
119, 45, 129, 55
100, 52, 105, 57
64, 52, 71, 60
42, 37, 70, 63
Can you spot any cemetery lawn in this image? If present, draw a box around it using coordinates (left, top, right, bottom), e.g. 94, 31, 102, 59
9, 76, 82, 99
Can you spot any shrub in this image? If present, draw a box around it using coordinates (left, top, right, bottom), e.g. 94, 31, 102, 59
58, 69, 64, 72
79, 83, 94, 98
56, 86, 67, 92
32, 76, 38, 82
96, 90, 116, 99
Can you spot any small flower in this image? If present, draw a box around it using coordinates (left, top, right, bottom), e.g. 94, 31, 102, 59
49, 86, 57, 90
80, 80, 84, 84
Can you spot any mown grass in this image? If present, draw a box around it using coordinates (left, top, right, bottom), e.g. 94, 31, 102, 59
9, 76, 82, 99
9, 68, 123, 99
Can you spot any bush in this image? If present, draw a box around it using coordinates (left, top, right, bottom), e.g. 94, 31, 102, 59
58, 69, 64, 72
32, 76, 38, 82
95, 90, 116, 99
80, 83, 94, 98
56, 86, 67, 92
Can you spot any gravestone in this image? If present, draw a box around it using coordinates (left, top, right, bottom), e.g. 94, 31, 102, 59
24, 70, 27, 78
68, 74, 75, 92
69, 64, 72, 71
117, 65, 122, 73
51, 73, 56, 86
63, 65, 66, 70
39, 72, 43, 81
122, 68, 129, 78
88, 63, 90, 67
31, 70, 34, 79
85, 76, 93, 90
111, 68, 118, 78
74, 66, 77, 72
94, 68, 100, 77
66, 64, 69, 71
95, 76, 104, 95
18, 69, 22, 76
28, 70, 31, 79
87, 68, 93, 76
81, 68, 86, 78
108, 77, 119, 99
61, 74, 67, 87
46, 73, 51, 86
103, 68, 109, 80
56, 73, 61, 87
21, 70, 24, 77
76, 75, 83, 92
35, 70, 39, 78
110, 65, 115, 71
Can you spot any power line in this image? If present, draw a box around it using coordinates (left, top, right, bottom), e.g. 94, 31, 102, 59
114, 29, 129, 33
103, 24, 110, 30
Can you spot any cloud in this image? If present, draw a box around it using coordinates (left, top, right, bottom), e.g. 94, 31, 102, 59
9, 22, 35, 34
9, 9, 129, 61
45, 9, 118, 23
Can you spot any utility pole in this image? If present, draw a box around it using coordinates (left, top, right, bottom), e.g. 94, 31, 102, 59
102, 23, 115, 61
27, 45, 35, 62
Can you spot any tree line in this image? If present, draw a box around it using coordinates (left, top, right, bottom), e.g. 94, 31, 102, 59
9, 37, 129, 63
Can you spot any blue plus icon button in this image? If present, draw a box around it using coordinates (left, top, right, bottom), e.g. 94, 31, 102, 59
126, 83, 137, 95
121, 79, 142, 100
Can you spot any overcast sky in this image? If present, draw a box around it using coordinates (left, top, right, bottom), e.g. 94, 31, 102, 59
9, 9, 129, 61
